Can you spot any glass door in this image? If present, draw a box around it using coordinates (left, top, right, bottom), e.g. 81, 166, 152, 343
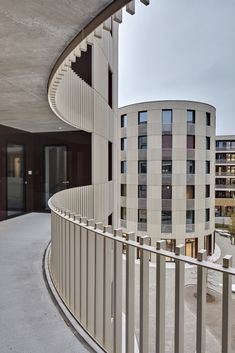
44, 146, 68, 209
7, 143, 25, 217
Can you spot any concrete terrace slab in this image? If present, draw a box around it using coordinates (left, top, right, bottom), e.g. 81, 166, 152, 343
0, 213, 92, 353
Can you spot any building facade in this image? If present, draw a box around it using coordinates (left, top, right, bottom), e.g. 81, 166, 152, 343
215, 135, 235, 223
119, 100, 216, 257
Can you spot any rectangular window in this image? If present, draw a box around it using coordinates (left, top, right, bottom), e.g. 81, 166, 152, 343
206, 112, 211, 126
187, 185, 195, 199
138, 135, 147, 149
121, 184, 127, 197
205, 208, 210, 222
162, 160, 172, 174
121, 137, 127, 151
108, 68, 113, 108
138, 209, 147, 223
206, 161, 210, 174
162, 211, 172, 224
162, 185, 172, 199
162, 109, 172, 124
187, 110, 195, 124
186, 210, 195, 224
206, 184, 210, 198
138, 111, 147, 125
120, 207, 126, 220
121, 114, 127, 128
121, 161, 127, 174
206, 136, 210, 150
138, 185, 147, 198
162, 135, 172, 149
138, 160, 147, 174
187, 160, 195, 174
187, 135, 195, 149
108, 141, 112, 181
162, 109, 172, 132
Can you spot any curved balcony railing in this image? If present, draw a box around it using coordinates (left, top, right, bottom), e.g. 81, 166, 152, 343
46, 1, 235, 352
49, 186, 235, 353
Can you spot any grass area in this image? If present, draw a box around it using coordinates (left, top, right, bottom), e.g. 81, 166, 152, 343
215, 223, 230, 230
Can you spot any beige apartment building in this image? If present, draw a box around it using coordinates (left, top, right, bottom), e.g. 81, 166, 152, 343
215, 135, 235, 223
119, 100, 216, 257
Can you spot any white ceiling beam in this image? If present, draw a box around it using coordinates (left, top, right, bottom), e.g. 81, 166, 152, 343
113, 9, 122, 23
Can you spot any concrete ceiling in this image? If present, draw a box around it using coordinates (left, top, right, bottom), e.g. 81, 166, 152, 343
0, 0, 113, 132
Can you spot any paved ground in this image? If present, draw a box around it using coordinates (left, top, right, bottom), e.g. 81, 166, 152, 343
0, 213, 93, 353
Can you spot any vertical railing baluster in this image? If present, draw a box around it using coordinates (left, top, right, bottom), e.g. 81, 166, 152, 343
69, 212, 76, 312
103, 226, 113, 352
126, 232, 136, 353
87, 219, 95, 336
95, 222, 104, 345
139, 236, 150, 353
174, 244, 185, 353
222, 255, 233, 353
65, 210, 70, 306
196, 249, 207, 353
156, 240, 166, 353
80, 216, 87, 327
113, 229, 123, 353
74, 215, 81, 320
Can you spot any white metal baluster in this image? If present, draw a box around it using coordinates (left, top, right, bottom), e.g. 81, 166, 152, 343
87, 219, 95, 336
95, 222, 104, 345
126, 232, 136, 353
113, 229, 123, 353
103, 226, 113, 352
174, 244, 185, 353
139, 236, 150, 353
74, 215, 81, 320
80, 217, 87, 327
156, 240, 166, 353
65, 211, 70, 306
222, 255, 233, 353
196, 250, 207, 353
69, 212, 76, 312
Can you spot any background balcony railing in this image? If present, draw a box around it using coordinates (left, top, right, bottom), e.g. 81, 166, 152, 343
49, 187, 235, 353
216, 159, 235, 164
215, 184, 235, 189
216, 146, 235, 151
215, 172, 235, 177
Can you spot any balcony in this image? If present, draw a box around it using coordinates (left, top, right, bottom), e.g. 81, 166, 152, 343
216, 172, 235, 177
216, 146, 235, 152
215, 184, 235, 190
216, 159, 235, 164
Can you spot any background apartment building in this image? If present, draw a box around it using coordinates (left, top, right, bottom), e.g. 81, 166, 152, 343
119, 100, 216, 257
215, 135, 235, 223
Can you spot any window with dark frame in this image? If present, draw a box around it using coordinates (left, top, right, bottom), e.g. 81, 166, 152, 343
187, 110, 195, 124
162, 160, 172, 174
205, 208, 210, 222
186, 210, 195, 224
206, 112, 211, 126
162, 135, 172, 149
162, 185, 172, 199
121, 161, 127, 174
187, 160, 195, 174
138, 111, 147, 125
138, 135, 147, 149
206, 136, 210, 150
138, 209, 147, 223
121, 114, 127, 128
206, 161, 210, 174
120, 207, 126, 220
161, 211, 172, 224
121, 184, 127, 197
206, 185, 210, 198
138, 185, 147, 198
186, 185, 195, 199
138, 160, 147, 174
121, 137, 127, 151
187, 135, 195, 149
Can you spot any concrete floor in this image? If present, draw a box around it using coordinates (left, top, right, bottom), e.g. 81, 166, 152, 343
0, 213, 92, 353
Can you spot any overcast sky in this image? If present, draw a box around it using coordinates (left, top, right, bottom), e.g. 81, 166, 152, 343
118, 0, 235, 135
